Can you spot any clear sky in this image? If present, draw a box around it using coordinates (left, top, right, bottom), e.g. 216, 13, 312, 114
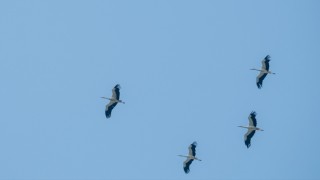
1, 0, 320, 180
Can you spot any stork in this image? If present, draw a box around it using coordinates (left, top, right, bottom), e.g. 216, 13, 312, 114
101, 84, 125, 118
238, 111, 264, 148
178, 141, 201, 174
250, 55, 275, 89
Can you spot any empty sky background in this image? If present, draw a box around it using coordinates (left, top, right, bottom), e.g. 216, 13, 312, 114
1, 0, 320, 180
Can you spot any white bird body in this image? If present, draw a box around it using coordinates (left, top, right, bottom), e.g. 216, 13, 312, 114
178, 155, 202, 161
238, 125, 264, 131
250, 68, 275, 75
101, 97, 125, 104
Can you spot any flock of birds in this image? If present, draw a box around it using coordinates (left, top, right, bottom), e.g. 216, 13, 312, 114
101, 55, 275, 174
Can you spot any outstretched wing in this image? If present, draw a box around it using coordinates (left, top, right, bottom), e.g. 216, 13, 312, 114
256, 72, 268, 89
111, 84, 121, 100
188, 141, 197, 156
261, 55, 270, 71
105, 101, 118, 118
244, 129, 256, 148
248, 111, 257, 127
183, 158, 194, 174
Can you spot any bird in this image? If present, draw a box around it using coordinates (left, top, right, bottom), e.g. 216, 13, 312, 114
101, 84, 125, 118
178, 141, 202, 174
250, 55, 275, 89
238, 111, 264, 148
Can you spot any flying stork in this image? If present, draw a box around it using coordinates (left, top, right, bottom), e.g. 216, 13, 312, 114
101, 84, 125, 118
178, 141, 201, 174
250, 55, 275, 89
238, 111, 264, 148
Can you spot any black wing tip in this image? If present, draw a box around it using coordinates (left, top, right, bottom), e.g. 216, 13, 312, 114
184, 168, 190, 174
192, 141, 197, 146
245, 140, 251, 148
256, 82, 262, 89
250, 111, 256, 116
105, 111, 111, 118
114, 84, 121, 89
265, 55, 271, 61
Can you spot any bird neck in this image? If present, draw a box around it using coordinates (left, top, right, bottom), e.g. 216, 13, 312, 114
101, 97, 111, 100
250, 68, 260, 71
238, 126, 249, 129
178, 155, 189, 158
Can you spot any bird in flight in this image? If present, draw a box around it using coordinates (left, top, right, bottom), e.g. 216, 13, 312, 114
178, 141, 202, 174
250, 55, 275, 89
238, 111, 264, 148
101, 84, 125, 118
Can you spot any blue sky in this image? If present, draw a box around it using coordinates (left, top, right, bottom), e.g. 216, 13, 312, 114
0, 0, 320, 179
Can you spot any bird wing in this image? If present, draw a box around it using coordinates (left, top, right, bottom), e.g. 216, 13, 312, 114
261, 55, 270, 71
111, 84, 120, 100
248, 111, 257, 127
105, 101, 118, 118
256, 72, 268, 89
183, 158, 194, 174
188, 142, 197, 156
244, 129, 256, 148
